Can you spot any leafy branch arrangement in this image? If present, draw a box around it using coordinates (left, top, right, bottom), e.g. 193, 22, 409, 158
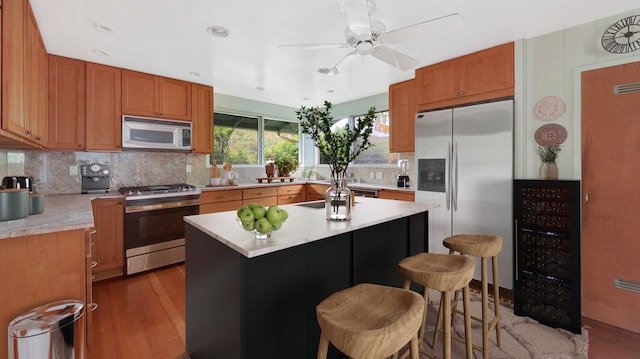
296, 101, 375, 177
537, 145, 562, 162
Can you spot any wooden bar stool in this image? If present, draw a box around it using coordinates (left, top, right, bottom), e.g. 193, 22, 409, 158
316, 283, 425, 359
437, 234, 503, 359
398, 252, 475, 359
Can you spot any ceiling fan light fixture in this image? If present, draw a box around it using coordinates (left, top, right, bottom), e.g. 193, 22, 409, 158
318, 67, 335, 75
207, 26, 230, 38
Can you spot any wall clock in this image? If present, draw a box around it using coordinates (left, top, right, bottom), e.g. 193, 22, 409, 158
601, 15, 640, 54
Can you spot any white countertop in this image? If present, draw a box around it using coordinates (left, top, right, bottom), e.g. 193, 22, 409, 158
184, 197, 434, 258
0, 193, 121, 239
199, 180, 414, 193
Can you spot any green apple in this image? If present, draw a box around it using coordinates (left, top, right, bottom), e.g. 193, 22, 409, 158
271, 220, 283, 230
279, 209, 288, 221
266, 205, 282, 223
241, 220, 255, 231
236, 205, 249, 218
252, 205, 267, 219
248, 203, 260, 210
254, 217, 272, 234
238, 208, 255, 223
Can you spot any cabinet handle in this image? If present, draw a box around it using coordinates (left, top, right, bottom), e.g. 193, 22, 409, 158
458, 91, 464, 95
26, 130, 33, 135
89, 303, 98, 312
91, 261, 98, 268
91, 274, 96, 281
585, 192, 590, 204
36, 136, 43, 141
90, 230, 97, 235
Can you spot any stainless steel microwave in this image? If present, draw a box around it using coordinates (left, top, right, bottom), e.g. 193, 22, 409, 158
122, 116, 192, 151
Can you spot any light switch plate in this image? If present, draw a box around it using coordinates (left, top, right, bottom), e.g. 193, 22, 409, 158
376, 172, 382, 180
69, 165, 78, 176
186, 164, 192, 173
370, 172, 374, 179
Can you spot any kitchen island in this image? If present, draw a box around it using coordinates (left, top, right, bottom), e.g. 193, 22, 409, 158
184, 197, 433, 359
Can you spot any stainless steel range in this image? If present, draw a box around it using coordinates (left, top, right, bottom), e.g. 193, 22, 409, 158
119, 183, 200, 275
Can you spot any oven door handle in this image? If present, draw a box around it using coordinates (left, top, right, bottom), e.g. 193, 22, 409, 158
125, 199, 200, 213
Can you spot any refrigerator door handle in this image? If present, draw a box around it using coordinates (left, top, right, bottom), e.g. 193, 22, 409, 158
446, 141, 451, 210
452, 141, 458, 211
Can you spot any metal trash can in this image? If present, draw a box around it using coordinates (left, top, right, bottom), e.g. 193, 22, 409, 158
8, 300, 85, 359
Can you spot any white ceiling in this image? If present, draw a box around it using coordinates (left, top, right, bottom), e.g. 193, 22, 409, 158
31, 0, 638, 109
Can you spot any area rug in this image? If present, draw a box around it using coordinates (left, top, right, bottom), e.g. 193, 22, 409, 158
417, 290, 589, 359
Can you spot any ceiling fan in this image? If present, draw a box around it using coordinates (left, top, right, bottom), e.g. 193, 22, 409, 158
279, 0, 463, 74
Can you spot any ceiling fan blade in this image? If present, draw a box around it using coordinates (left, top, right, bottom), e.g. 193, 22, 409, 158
279, 43, 350, 50
338, 0, 371, 38
371, 46, 419, 71
331, 50, 359, 74
380, 13, 464, 44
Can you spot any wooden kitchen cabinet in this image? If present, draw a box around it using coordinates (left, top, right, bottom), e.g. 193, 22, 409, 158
243, 187, 278, 207
416, 42, 514, 111
122, 70, 192, 121
200, 189, 243, 214
378, 189, 415, 202
91, 198, 124, 281
86, 62, 122, 151
191, 83, 214, 154
1, 0, 48, 148
388, 79, 416, 153
277, 184, 306, 204
48, 55, 86, 150
0, 229, 88, 357
306, 183, 330, 201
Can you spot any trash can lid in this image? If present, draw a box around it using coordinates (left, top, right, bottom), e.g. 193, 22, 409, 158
8, 299, 84, 339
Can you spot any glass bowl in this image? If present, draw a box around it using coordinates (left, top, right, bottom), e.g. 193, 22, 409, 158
236, 217, 287, 240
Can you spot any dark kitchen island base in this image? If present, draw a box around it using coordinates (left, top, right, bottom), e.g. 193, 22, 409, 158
185, 212, 427, 359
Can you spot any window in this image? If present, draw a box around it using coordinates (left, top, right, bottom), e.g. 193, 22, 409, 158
318, 110, 395, 166
212, 113, 299, 165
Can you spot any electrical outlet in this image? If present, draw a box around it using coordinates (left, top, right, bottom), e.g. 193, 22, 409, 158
376, 172, 382, 180
69, 165, 78, 176
370, 172, 374, 179
186, 164, 192, 173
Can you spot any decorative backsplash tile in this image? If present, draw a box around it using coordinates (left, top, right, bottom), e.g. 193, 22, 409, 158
0, 150, 415, 194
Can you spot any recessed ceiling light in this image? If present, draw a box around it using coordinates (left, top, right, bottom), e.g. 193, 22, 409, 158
327, 90, 335, 93
302, 97, 309, 101
189, 72, 201, 77
207, 26, 230, 38
93, 49, 111, 56
256, 86, 264, 91
93, 23, 114, 33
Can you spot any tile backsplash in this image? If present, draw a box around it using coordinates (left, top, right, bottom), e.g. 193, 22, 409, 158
0, 150, 415, 195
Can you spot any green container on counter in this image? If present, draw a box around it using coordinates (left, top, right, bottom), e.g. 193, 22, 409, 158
29, 194, 44, 215
0, 189, 29, 221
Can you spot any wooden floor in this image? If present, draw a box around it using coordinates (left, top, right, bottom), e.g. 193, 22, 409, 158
88, 263, 640, 359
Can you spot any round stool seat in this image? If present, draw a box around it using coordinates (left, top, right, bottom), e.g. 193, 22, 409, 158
398, 252, 475, 292
316, 283, 424, 358
443, 234, 503, 257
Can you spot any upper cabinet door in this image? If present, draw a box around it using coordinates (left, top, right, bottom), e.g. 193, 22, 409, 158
86, 63, 122, 151
459, 42, 514, 98
191, 84, 214, 154
121, 70, 157, 118
388, 79, 416, 153
121, 70, 192, 121
2, 0, 27, 137
415, 60, 460, 105
159, 78, 192, 121
48, 55, 86, 150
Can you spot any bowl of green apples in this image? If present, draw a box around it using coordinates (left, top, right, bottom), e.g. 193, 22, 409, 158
236, 203, 288, 239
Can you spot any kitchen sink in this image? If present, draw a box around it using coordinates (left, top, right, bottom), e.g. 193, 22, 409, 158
295, 201, 325, 209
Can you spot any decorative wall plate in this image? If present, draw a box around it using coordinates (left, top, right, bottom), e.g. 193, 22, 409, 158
535, 124, 567, 147
533, 96, 565, 121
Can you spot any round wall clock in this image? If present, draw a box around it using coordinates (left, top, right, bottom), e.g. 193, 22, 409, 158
601, 15, 640, 54
533, 96, 565, 121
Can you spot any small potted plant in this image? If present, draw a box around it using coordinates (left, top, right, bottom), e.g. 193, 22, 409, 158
537, 145, 561, 179
274, 157, 298, 178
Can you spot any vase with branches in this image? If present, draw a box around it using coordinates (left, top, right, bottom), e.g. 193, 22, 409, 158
537, 145, 561, 179
296, 101, 375, 220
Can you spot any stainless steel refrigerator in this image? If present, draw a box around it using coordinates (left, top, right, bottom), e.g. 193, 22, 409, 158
414, 99, 514, 289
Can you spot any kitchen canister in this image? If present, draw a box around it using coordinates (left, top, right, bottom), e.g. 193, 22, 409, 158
0, 188, 29, 221
29, 194, 45, 215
